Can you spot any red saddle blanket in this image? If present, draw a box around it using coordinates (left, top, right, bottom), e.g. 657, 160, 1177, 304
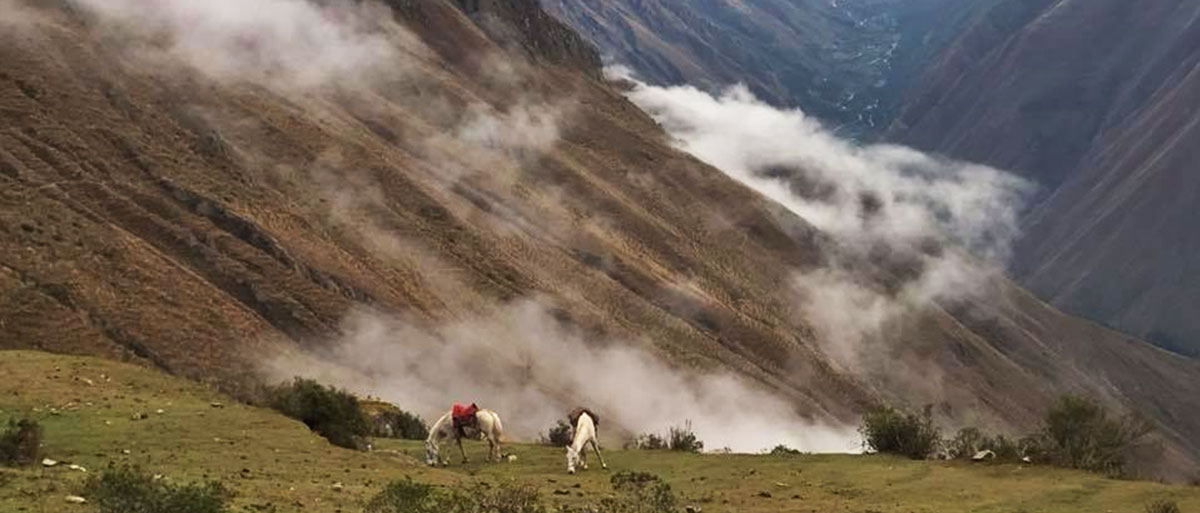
452, 402, 479, 430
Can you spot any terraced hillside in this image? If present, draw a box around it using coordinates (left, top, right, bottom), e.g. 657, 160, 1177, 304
3, 350, 1198, 512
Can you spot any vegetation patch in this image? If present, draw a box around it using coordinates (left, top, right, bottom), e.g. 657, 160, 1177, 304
362, 400, 430, 440
82, 464, 232, 513
365, 477, 544, 513
267, 378, 370, 450
540, 419, 573, 447
1145, 499, 1181, 513
0, 418, 40, 467
1036, 395, 1151, 475
629, 421, 704, 453
859, 405, 941, 460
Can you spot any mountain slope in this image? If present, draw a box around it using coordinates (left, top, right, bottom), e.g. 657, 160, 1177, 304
542, 0, 1004, 135
890, 0, 1200, 357
0, 0, 1198, 476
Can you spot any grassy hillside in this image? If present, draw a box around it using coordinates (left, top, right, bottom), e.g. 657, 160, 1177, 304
2, 350, 1196, 512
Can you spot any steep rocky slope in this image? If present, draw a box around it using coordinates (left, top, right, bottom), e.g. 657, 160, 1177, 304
891, 0, 1200, 357
0, 0, 1198, 475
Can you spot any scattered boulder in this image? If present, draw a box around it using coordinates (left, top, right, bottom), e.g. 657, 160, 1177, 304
972, 450, 996, 462
41, 458, 58, 467
757, 491, 772, 498
130, 412, 147, 421
210, 402, 225, 409
331, 482, 344, 492
553, 489, 570, 495
64, 495, 87, 504
686, 506, 703, 513
68, 464, 87, 472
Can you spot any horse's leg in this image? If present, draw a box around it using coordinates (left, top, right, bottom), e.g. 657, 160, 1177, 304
591, 438, 608, 469
457, 435, 469, 464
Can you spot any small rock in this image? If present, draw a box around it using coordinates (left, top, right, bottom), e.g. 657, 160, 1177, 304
64, 495, 87, 504
756, 491, 772, 498
774, 482, 788, 488
153, 474, 165, 481
42, 458, 59, 467
210, 402, 225, 409
121, 449, 131, 455
68, 464, 87, 472
1021, 456, 1032, 463
553, 489, 570, 496
972, 450, 996, 462
131, 412, 147, 421
155, 409, 165, 415
82, 378, 94, 386
507, 454, 518, 463
572, 483, 582, 489
331, 482, 344, 492
686, 506, 703, 513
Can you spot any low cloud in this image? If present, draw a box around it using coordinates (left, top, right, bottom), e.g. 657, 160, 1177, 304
263, 299, 858, 453
614, 69, 1032, 375
68, 0, 420, 90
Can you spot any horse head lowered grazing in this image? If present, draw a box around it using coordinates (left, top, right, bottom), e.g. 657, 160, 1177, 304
425, 407, 505, 466
566, 408, 607, 474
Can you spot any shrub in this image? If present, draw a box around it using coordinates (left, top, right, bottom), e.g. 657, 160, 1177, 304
859, 405, 941, 460
947, 427, 986, 459
0, 418, 40, 467
627, 433, 668, 450
267, 378, 370, 450
540, 419, 573, 447
82, 464, 231, 513
628, 421, 704, 452
365, 404, 429, 441
947, 428, 1029, 462
365, 477, 544, 513
1145, 499, 1181, 513
1038, 395, 1151, 475
769, 444, 803, 456
667, 421, 704, 453
600, 471, 678, 513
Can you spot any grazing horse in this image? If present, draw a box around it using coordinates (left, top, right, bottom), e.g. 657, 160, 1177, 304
425, 408, 504, 466
566, 410, 607, 474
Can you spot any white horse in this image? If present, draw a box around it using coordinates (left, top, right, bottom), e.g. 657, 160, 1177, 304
425, 408, 505, 466
566, 411, 607, 474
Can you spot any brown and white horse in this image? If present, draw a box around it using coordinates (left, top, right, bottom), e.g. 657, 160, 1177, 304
566, 410, 607, 474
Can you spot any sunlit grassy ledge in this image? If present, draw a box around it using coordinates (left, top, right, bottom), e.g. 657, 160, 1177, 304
1, 350, 1196, 512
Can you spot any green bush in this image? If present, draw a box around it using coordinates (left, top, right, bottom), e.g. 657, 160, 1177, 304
859, 405, 941, 460
599, 471, 678, 513
628, 421, 703, 452
540, 419, 573, 447
364, 477, 544, 513
947, 428, 1030, 462
769, 444, 803, 456
627, 433, 668, 450
1038, 395, 1151, 475
267, 378, 370, 450
0, 418, 40, 467
82, 464, 231, 513
667, 421, 704, 453
371, 408, 429, 440
1145, 499, 1181, 513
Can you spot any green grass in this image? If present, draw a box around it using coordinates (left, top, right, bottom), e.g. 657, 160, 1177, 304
1, 350, 1197, 512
